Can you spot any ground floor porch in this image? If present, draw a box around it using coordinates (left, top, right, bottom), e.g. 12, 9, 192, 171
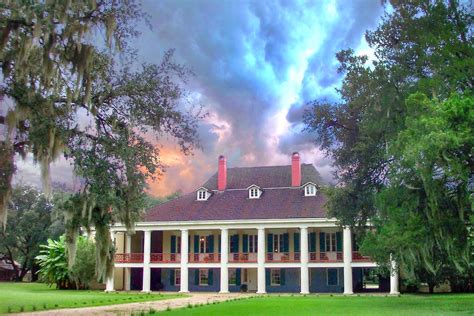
109, 266, 393, 294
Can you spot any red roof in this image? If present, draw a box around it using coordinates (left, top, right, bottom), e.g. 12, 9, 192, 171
145, 164, 327, 222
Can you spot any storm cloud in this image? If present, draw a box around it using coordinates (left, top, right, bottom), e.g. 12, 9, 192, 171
15, 0, 384, 195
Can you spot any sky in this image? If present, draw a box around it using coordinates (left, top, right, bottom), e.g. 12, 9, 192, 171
13, 0, 385, 197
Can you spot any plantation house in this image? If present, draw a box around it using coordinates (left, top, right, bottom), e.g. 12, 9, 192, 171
107, 153, 400, 294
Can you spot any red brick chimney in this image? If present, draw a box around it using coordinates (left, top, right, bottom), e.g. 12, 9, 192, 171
218, 155, 227, 191
291, 152, 301, 187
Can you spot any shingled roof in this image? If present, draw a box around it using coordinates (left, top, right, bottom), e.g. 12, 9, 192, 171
145, 163, 328, 222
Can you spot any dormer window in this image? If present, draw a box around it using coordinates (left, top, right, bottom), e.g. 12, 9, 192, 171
248, 185, 262, 199
196, 187, 210, 201
303, 183, 317, 196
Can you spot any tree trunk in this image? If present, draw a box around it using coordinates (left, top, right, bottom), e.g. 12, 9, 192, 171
428, 282, 435, 294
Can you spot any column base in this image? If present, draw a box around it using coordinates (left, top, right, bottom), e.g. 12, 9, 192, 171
179, 290, 190, 293
390, 291, 400, 295
300, 291, 309, 294
141, 290, 152, 294
104, 290, 116, 293
343, 291, 354, 295
256, 291, 266, 294
219, 291, 230, 294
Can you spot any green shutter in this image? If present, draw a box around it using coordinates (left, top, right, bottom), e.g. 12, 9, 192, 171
243, 234, 249, 252
281, 269, 286, 286
283, 233, 289, 252
194, 269, 199, 285
218, 235, 221, 253
309, 232, 316, 252
336, 232, 342, 252
208, 269, 213, 285
170, 235, 176, 254
231, 235, 239, 253
319, 232, 325, 252
208, 235, 214, 253
236, 268, 241, 286
294, 233, 300, 252
267, 234, 273, 253
265, 269, 270, 286
169, 269, 175, 286
194, 235, 199, 253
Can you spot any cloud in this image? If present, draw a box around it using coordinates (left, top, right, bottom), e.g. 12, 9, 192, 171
13, 0, 384, 195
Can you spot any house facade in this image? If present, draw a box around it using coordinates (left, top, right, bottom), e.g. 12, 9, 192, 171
107, 153, 400, 294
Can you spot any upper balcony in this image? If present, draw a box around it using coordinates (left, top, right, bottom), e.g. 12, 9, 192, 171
112, 229, 373, 264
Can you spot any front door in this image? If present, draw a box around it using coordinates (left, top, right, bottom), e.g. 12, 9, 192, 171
245, 269, 257, 292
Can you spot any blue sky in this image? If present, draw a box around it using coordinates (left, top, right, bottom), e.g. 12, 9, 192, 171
15, 0, 385, 195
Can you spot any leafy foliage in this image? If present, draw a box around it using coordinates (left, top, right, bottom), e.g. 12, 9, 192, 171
0, 185, 63, 281
36, 237, 70, 289
304, 0, 473, 291
36, 235, 96, 289
0, 1, 203, 281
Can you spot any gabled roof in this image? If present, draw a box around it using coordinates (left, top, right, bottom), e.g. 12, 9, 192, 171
201, 164, 323, 190
145, 164, 327, 222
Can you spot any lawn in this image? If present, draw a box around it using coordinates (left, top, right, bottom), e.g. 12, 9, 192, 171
0, 282, 182, 314
155, 294, 474, 316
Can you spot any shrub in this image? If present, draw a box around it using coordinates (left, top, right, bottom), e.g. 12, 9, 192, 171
36, 235, 96, 289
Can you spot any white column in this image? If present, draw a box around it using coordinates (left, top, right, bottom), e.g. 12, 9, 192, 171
257, 227, 266, 294
390, 254, 400, 295
142, 230, 151, 292
105, 231, 116, 292
343, 227, 353, 295
219, 228, 229, 293
124, 234, 131, 291
300, 227, 309, 294
179, 229, 189, 293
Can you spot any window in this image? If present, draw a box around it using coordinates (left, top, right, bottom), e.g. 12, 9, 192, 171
229, 269, 237, 285
325, 232, 337, 252
249, 187, 261, 199
199, 236, 210, 253
327, 268, 338, 286
304, 184, 317, 196
271, 269, 281, 286
199, 269, 209, 286
273, 234, 284, 253
248, 235, 258, 253
197, 189, 208, 201
174, 269, 181, 286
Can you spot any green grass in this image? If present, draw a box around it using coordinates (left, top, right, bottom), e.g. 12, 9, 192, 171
0, 282, 182, 314
155, 294, 474, 316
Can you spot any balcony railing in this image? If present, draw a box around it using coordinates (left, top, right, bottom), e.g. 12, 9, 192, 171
188, 253, 221, 263
229, 252, 258, 263
352, 251, 371, 262
309, 252, 343, 262
266, 252, 300, 262
115, 253, 144, 263
150, 253, 181, 263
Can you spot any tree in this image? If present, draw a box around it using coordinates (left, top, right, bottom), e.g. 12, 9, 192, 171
304, 0, 473, 291
1, 1, 203, 282
0, 185, 63, 281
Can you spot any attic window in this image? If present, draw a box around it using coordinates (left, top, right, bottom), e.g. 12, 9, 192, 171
249, 186, 262, 199
197, 189, 209, 201
304, 184, 317, 196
